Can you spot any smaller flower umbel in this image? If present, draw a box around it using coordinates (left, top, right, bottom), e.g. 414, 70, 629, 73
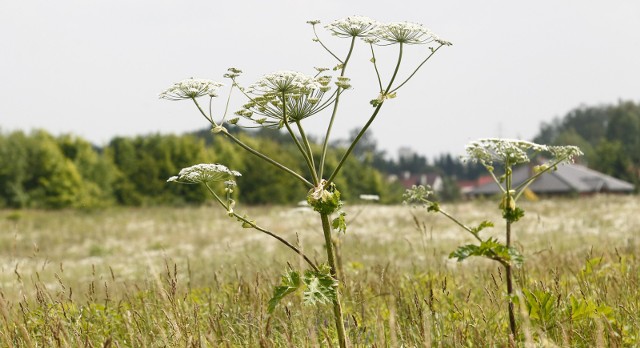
463, 138, 583, 200
372, 22, 450, 46
167, 163, 241, 184
159, 78, 224, 100
324, 16, 378, 38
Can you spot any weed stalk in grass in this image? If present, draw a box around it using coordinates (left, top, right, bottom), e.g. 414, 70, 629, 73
161, 16, 450, 347
405, 138, 582, 340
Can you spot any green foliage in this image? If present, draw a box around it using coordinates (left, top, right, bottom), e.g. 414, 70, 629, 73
0, 128, 394, 208
307, 182, 342, 215
268, 270, 302, 313
332, 211, 347, 234
449, 237, 523, 266
568, 295, 614, 322
268, 267, 337, 313
502, 206, 525, 223
521, 288, 559, 331
534, 100, 640, 184
470, 220, 494, 236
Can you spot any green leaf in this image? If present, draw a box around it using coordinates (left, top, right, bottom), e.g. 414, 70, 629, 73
522, 288, 558, 330
449, 238, 524, 266
267, 270, 302, 313
332, 211, 347, 234
427, 201, 440, 213
302, 269, 337, 306
470, 220, 494, 236
503, 207, 525, 223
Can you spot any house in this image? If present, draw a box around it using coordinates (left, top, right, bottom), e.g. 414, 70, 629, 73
390, 171, 444, 192
469, 163, 635, 196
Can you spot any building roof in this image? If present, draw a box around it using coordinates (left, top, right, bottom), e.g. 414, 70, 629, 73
470, 163, 635, 195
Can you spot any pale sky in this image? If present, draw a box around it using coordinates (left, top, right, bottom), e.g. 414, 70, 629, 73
1, 1, 639, 159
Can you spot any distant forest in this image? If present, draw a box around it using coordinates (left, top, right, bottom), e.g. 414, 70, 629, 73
1, 100, 638, 209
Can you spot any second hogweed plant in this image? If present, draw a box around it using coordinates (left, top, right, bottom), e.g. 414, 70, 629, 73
404, 138, 582, 339
161, 16, 450, 347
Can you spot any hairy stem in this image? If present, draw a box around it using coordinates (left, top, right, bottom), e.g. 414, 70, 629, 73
320, 213, 347, 348
504, 165, 517, 338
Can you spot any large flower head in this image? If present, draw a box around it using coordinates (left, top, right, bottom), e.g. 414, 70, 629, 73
325, 16, 379, 38
373, 21, 450, 45
236, 71, 341, 128
167, 163, 241, 184
463, 138, 582, 167
159, 78, 224, 100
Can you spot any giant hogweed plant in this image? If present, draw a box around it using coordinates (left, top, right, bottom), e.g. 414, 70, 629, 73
161, 16, 450, 347
405, 139, 582, 339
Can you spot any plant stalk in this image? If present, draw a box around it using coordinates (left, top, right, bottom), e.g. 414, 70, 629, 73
320, 213, 347, 348
504, 165, 517, 338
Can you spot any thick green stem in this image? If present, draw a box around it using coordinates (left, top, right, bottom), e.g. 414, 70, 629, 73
505, 222, 517, 338
320, 214, 347, 348
319, 37, 356, 179
504, 165, 517, 338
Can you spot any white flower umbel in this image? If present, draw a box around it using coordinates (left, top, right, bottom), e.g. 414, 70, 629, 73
325, 16, 379, 38
159, 78, 224, 100
373, 21, 450, 45
237, 71, 338, 128
167, 163, 241, 184
463, 138, 582, 166
249, 71, 321, 95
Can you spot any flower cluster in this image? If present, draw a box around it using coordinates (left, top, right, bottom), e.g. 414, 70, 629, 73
315, 16, 451, 47
236, 71, 340, 128
159, 78, 224, 100
167, 163, 241, 184
373, 21, 449, 45
463, 138, 583, 167
324, 16, 378, 38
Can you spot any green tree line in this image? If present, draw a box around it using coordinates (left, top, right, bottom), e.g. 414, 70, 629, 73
533, 100, 640, 187
0, 128, 398, 209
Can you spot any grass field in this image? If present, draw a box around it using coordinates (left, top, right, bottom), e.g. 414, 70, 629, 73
1, 195, 638, 347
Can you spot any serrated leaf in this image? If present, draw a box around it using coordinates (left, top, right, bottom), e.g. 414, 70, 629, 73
449, 244, 480, 262
449, 238, 524, 266
267, 270, 302, 313
332, 211, 347, 234
302, 270, 337, 306
503, 207, 525, 223
470, 220, 494, 236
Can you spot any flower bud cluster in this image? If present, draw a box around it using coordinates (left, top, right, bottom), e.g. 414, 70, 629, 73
159, 78, 224, 100
307, 180, 342, 215
167, 163, 241, 184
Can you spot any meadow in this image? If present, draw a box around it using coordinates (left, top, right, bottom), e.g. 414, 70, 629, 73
0, 195, 638, 347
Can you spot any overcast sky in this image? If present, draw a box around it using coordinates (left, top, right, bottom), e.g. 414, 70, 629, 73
1, 1, 639, 159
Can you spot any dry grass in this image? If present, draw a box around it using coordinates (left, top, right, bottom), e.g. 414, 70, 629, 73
0, 195, 638, 346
